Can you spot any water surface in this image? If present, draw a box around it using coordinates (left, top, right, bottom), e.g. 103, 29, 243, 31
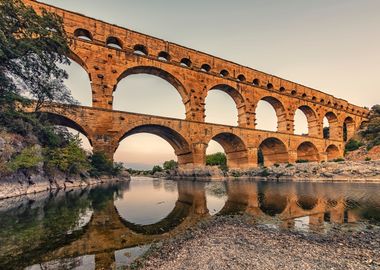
0, 177, 380, 269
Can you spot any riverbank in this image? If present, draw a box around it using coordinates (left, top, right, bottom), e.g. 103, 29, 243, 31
0, 171, 130, 200
171, 160, 380, 182
133, 215, 380, 270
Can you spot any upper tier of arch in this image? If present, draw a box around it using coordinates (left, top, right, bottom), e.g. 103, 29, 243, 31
24, 0, 369, 119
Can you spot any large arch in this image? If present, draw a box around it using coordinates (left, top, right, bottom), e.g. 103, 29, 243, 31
205, 84, 245, 126
326, 144, 341, 161
323, 112, 340, 140
294, 105, 319, 137
117, 124, 193, 166
297, 141, 320, 162
208, 132, 249, 169
258, 137, 289, 166
343, 116, 355, 141
115, 66, 188, 103
255, 97, 287, 132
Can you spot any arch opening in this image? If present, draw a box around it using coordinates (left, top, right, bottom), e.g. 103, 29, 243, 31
294, 106, 318, 137
326, 144, 341, 161
255, 97, 286, 132
158, 51, 170, 62
297, 142, 319, 162
73, 28, 92, 41
106, 36, 122, 50
205, 84, 244, 126
133, 44, 148, 56
258, 138, 289, 166
113, 66, 187, 118
208, 133, 249, 169
253, 79, 260, 86
323, 112, 339, 140
343, 117, 355, 142
180, 58, 192, 68
220, 69, 229, 77
201, 64, 211, 72
116, 125, 192, 167
237, 74, 246, 82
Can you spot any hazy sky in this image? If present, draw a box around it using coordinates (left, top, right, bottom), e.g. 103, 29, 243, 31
41, 0, 380, 169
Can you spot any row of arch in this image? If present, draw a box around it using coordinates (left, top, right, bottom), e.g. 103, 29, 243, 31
72, 28, 366, 117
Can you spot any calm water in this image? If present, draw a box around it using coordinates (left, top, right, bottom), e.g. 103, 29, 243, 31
1, 177, 380, 269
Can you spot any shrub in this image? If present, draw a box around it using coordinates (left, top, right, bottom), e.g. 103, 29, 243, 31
365, 157, 372, 161
345, 139, 364, 152
285, 163, 294, 168
152, 165, 163, 174
163, 160, 178, 170
89, 152, 123, 177
206, 152, 226, 166
296, 159, 309, 163
8, 146, 42, 172
274, 163, 280, 168
333, 158, 345, 162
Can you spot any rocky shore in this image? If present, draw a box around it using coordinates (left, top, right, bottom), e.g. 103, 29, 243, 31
133, 215, 380, 270
170, 160, 380, 182
0, 171, 130, 200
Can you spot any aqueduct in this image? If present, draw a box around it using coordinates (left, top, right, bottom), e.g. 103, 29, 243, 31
23, 0, 369, 169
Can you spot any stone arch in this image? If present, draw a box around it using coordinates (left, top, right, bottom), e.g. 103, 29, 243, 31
258, 137, 289, 166
297, 141, 320, 162
258, 191, 287, 216
133, 44, 148, 55
117, 124, 193, 166
106, 36, 123, 49
323, 112, 340, 140
158, 51, 170, 61
208, 132, 249, 169
297, 195, 318, 211
343, 116, 355, 141
73, 28, 92, 41
206, 84, 246, 126
35, 112, 92, 145
326, 144, 341, 161
255, 96, 287, 132
294, 105, 319, 137
115, 66, 189, 104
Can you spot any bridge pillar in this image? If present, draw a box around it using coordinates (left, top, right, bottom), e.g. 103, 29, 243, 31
247, 147, 259, 168
288, 150, 298, 163
190, 142, 207, 166
92, 136, 118, 161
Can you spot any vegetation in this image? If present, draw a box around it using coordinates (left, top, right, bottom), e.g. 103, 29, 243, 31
163, 160, 178, 170
360, 105, 380, 150
333, 158, 345, 163
345, 139, 364, 152
296, 159, 309, 163
152, 165, 163, 174
0, 1, 123, 179
206, 152, 228, 171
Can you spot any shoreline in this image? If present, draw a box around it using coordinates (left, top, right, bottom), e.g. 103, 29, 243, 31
132, 215, 380, 270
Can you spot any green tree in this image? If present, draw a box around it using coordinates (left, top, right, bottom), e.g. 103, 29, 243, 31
152, 165, 163, 174
89, 152, 123, 177
163, 160, 178, 170
360, 105, 380, 149
206, 152, 227, 166
0, 0, 75, 111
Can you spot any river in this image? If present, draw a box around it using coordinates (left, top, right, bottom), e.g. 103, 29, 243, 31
0, 177, 379, 269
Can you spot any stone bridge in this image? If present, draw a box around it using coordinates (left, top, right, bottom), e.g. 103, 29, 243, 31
23, 0, 369, 169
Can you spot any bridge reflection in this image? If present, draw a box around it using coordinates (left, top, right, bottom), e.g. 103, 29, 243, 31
2, 180, 379, 269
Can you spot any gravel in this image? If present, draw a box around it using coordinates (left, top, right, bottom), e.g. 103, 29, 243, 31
133, 215, 380, 270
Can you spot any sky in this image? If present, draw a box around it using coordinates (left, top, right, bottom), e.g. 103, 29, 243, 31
41, 0, 380, 169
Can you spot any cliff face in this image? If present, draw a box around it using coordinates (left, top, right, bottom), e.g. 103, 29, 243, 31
345, 145, 380, 162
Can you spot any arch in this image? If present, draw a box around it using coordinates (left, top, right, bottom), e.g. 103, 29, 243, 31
73, 28, 92, 41
297, 196, 318, 210
255, 96, 287, 132
133, 44, 148, 55
279, 87, 286, 92
297, 141, 319, 162
158, 51, 170, 61
258, 137, 289, 166
253, 78, 260, 86
295, 105, 319, 137
220, 69, 229, 77
115, 66, 188, 103
205, 84, 245, 126
258, 192, 287, 217
237, 74, 246, 82
209, 132, 249, 169
106, 36, 122, 49
117, 124, 192, 165
323, 112, 339, 140
201, 64, 211, 72
326, 144, 341, 161
267, 83, 273, 90
35, 112, 92, 145
343, 116, 355, 141
180, 58, 192, 68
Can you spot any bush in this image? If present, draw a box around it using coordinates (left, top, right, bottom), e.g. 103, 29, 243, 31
333, 158, 345, 162
163, 160, 178, 170
274, 163, 280, 167
152, 165, 163, 174
206, 152, 226, 166
285, 163, 294, 168
45, 137, 89, 175
365, 157, 372, 161
345, 139, 364, 152
89, 152, 123, 177
296, 159, 309, 163
8, 146, 42, 172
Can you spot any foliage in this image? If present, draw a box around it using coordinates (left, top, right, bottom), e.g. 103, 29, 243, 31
360, 105, 380, 150
8, 145, 42, 172
365, 157, 372, 161
285, 163, 294, 168
152, 165, 163, 174
0, 0, 76, 111
296, 159, 309, 163
333, 158, 345, 162
345, 139, 364, 152
163, 160, 178, 171
206, 152, 228, 172
89, 152, 123, 177
44, 136, 89, 175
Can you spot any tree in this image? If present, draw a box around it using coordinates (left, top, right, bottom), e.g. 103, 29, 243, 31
152, 165, 163, 174
0, 0, 76, 111
163, 160, 178, 170
360, 104, 380, 149
206, 152, 227, 166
